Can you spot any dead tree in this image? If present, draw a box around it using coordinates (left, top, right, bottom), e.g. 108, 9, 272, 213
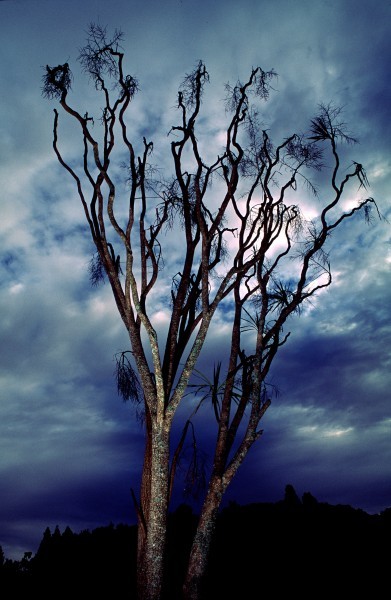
42, 24, 381, 600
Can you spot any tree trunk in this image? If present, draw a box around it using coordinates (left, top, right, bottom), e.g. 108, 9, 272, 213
137, 422, 170, 600
183, 477, 224, 600
136, 430, 152, 597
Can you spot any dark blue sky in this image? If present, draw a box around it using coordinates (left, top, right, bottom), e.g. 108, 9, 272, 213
0, 0, 390, 560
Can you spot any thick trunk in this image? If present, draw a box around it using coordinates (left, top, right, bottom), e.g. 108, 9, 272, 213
136, 429, 152, 597
137, 423, 170, 600
183, 478, 223, 600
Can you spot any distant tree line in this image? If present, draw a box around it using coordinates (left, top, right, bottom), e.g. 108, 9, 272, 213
1, 486, 390, 597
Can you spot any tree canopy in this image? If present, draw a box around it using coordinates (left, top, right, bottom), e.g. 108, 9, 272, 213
42, 24, 383, 600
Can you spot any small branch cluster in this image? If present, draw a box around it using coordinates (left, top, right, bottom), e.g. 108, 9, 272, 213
78, 24, 123, 79
42, 63, 72, 100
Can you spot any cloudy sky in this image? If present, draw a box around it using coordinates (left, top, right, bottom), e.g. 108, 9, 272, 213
0, 0, 390, 560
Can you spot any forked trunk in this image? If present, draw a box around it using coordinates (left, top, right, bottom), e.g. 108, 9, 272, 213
183, 478, 223, 600
136, 423, 170, 600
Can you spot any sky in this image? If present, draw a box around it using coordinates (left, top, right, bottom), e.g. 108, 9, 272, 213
0, 0, 390, 561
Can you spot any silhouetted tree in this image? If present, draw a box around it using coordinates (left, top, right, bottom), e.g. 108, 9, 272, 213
52, 525, 61, 542
42, 24, 383, 600
302, 491, 319, 509
36, 527, 52, 561
284, 483, 302, 508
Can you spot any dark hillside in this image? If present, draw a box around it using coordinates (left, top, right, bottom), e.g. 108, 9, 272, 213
1, 486, 390, 598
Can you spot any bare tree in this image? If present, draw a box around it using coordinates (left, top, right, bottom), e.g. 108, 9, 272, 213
42, 24, 381, 600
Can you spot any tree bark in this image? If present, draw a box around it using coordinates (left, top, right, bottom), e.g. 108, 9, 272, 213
136, 430, 152, 597
137, 422, 170, 600
183, 477, 224, 600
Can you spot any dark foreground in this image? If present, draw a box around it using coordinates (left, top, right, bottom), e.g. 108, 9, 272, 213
1, 486, 390, 598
